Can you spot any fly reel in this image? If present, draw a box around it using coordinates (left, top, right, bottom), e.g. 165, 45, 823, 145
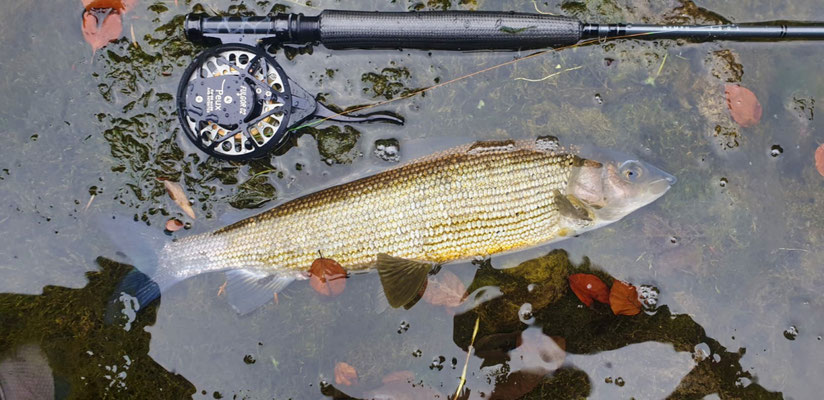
177, 42, 403, 161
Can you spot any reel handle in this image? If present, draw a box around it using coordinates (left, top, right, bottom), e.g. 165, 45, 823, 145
184, 11, 582, 49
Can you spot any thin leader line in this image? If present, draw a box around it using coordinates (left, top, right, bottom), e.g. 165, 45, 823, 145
288, 31, 660, 131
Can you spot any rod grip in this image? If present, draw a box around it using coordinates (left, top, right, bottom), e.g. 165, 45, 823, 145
318, 10, 582, 50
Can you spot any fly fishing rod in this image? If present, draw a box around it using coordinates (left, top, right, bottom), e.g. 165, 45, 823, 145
178, 10, 824, 160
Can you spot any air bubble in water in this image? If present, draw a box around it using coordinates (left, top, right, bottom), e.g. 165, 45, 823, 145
784, 325, 799, 340
374, 139, 401, 163
770, 145, 783, 157
519, 303, 535, 324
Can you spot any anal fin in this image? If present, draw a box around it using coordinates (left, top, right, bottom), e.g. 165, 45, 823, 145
224, 269, 294, 315
376, 253, 433, 309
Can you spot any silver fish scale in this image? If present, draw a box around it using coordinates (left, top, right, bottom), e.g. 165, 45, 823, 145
162, 141, 575, 275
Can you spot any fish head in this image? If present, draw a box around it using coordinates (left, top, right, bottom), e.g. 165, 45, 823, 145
566, 150, 675, 227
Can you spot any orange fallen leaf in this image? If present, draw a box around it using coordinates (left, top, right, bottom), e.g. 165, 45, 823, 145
309, 258, 346, 297
815, 144, 824, 177
725, 84, 762, 128
81, 10, 123, 52
162, 180, 196, 219
165, 218, 184, 232
83, 0, 122, 10
83, 0, 137, 13
609, 280, 642, 316
422, 270, 465, 308
568, 274, 609, 307
334, 362, 358, 386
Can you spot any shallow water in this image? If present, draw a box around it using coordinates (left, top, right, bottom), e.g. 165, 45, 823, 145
1, 0, 823, 399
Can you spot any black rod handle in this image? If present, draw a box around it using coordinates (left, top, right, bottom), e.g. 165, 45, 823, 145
184, 11, 583, 49
318, 10, 582, 49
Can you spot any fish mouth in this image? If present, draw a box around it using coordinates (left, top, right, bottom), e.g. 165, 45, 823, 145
648, 175, 676, 197
662, 172, 677, 185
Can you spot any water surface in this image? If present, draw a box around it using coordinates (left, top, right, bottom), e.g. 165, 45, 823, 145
1, 0, 822, 399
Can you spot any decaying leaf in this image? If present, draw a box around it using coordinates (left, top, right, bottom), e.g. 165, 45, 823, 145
422, 270, 465, 308
815, 144, 824, 177
334, 362, 358, 386
165, 218, 183, 232
309, 258, 346, 297
725, 84, 762, 128
83, 0, 122, 10
568, 273, 609, 307
609, 280, 642, 316
83, 0, 137, 13
162, 180, 196, 219
81, 10, 122, 52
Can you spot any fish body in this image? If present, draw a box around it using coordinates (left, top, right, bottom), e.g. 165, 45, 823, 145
168, 139, 575, 274
107, 137, 675, 313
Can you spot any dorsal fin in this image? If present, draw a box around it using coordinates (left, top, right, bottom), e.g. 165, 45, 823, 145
466, 140, 517, 155
535, 136, 562, 152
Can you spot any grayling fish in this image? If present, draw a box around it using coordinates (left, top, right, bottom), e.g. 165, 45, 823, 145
104, 137, 675, 314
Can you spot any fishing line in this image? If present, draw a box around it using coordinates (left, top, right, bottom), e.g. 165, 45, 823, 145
287, 31, 662, 132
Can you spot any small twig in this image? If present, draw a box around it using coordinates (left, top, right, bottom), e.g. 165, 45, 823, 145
532, 0, 556, 15
250, 169, 276, 179
455, 316, 480, 398
84, 194, 96, 212
514, 65, 582, 82
655, 53, 668, 76
644, 53, 668, 85
217, 280, 227, 296
775, 248, 809, 252
130, 24, 139, 48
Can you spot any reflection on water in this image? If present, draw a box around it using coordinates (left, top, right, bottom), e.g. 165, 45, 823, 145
0, 250, 781, 399
0, 261, 196, 398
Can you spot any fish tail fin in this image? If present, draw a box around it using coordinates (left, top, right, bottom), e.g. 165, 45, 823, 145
98, 215, 182, 319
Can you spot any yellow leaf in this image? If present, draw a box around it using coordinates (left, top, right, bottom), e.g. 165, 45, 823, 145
163, 180, 196, 219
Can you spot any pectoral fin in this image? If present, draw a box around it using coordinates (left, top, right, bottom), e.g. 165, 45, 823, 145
554, 190, 593, 221
376, 253, 433, 309
224, 269, 295, 315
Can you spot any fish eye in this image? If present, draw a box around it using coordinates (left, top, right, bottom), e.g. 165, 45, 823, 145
619, 161, 643, 182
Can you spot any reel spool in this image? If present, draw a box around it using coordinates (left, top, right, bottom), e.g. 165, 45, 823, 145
177, 43, 402, 161
177, 44, 291, 160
